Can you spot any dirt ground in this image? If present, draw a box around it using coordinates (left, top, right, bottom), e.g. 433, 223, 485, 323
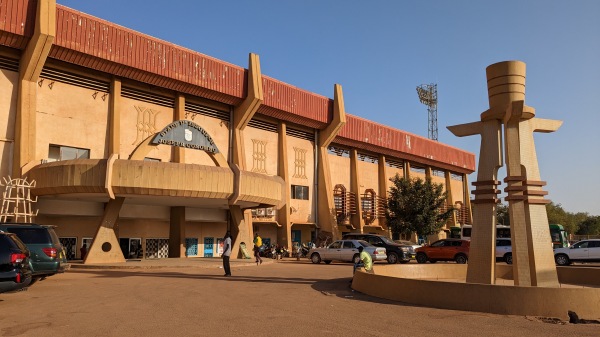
0, 259, 597, 337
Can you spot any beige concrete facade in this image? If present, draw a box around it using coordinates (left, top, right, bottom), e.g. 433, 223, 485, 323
0, 0, 474, 263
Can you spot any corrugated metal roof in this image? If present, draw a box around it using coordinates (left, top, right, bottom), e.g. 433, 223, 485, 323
0, 0, 35, 49
337, 115, 476, 172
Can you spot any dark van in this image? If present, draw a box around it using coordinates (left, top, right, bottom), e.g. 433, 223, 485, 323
0, 223, 68, 284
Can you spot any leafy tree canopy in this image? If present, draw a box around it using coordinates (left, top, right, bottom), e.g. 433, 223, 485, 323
386, 175, 454, 239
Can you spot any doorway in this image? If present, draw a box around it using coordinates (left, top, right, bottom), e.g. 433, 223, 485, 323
119, 238, 142, 259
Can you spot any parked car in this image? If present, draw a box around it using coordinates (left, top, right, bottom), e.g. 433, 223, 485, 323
0, 231, 33, 293
496, 238, 512, 264
0, 223, 69, 284
342, 233, 410, 264
554, 239, 600, 266
394, 240, 422, 251
309, 240, 387, 264
415, 239, 470, 264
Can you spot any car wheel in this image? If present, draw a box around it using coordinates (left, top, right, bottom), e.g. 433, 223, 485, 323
311, 253, 321, 264
353, 254, 361, 264
504, 253, 513, 265
324, 260, 332, 264
416, 253, 428, 264
387, 252, 399, 264
455, 254, 467, 264
28, 277, 40, 286
555, 254, 570, 266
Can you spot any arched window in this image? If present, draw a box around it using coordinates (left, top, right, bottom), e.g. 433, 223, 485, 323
334, 184, 356, 224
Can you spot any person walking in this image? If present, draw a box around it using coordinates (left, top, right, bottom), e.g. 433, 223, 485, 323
222, 232, 232, 276
253, 232, 263, 265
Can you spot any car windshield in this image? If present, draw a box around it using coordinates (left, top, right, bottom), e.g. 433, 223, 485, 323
380, 236, 395, 245
6, 227, 51, 244
357, 240, 373, 248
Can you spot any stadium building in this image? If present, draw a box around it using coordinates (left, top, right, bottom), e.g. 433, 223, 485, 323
0, 0, 475, 262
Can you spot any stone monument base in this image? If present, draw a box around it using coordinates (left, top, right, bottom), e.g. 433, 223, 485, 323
351, 264, 600, 320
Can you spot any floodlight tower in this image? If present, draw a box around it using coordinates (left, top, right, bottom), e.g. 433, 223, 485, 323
416, 83, 438, 141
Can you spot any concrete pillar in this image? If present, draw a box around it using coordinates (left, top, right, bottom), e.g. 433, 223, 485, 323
350, 149, 362, 232
108, 77, 121, 156
316, 84, 346, 240
85, 197, 126, 264
277, 122, 292, 251
169, 206, 186, 258
14, 0, 56, 177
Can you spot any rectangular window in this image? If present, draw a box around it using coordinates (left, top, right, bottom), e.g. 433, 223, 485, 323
291, 185, 309, 200
48, 144, 90, 162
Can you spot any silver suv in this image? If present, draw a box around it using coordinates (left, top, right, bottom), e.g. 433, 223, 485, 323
554, 239, 600, 266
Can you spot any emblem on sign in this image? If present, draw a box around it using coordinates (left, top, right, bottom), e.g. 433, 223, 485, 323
184, 128, 193, 142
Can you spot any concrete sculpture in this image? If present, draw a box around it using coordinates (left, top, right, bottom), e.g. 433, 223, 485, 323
448, 60, 561, 286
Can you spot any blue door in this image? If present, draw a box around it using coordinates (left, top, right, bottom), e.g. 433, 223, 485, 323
185, 238, 198, 256
291, 230, 302, 245
204, 237, 214, 257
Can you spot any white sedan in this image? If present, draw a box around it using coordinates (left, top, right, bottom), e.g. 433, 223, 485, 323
309, 240, 387, 264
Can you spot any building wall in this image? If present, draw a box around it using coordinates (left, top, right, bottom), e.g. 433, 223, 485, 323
243, 126, 278, 175
120, 96, 174, 161
36, 80, 109, 160
328, 153, 351, 190
385, 165, 404, 187
431, 173, 446, 192
357, 158, 382, 227
450, 175, 465, 204
0, 69, 17, 179
287, 135, 315, 224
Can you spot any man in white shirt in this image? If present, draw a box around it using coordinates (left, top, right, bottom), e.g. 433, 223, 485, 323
222, 232, 232, 276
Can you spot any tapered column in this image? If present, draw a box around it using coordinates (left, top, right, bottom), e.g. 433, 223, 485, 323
448, 119, 503, 284
108, 77, 121, 156
350, 149, 362, 231
277, 122, 292, 250
14, 0, 56, 177
85, 197, 126, 264
317, 84, 346, 239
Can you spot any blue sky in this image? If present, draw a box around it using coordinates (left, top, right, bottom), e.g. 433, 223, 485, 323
58, 1, 600, 215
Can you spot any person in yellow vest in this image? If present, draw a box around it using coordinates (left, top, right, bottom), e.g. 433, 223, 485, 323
253, 233, 263, 265
353, 245, 373, 274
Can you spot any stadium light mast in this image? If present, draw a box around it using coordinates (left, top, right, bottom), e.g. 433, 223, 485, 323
416, 83, 438, 141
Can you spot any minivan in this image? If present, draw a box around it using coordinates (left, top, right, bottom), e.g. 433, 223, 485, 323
0, 223, 69, 284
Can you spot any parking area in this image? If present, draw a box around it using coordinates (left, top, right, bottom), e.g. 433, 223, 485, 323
1, 258, 598, 336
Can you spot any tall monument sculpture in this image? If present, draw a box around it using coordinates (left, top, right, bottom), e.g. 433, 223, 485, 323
448, 61, 561, 287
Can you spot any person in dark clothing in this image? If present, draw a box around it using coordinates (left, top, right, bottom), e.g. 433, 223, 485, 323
222, 232, 232, 276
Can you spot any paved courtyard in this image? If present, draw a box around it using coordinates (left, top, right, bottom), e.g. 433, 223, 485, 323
0, 259, 597, 337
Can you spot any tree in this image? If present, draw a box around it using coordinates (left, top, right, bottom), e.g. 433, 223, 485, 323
386, 174, 454, 240
545, 202, 585, 235
576, 216, 600, 235
496, 203, 510, 227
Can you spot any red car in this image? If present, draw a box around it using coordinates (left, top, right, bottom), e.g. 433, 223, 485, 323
415, 239, 470, 264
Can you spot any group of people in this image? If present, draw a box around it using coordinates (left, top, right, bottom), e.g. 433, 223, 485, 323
220, 231, 266, 276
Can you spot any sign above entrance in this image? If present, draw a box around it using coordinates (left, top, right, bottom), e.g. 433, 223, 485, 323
152, 120, 219, 153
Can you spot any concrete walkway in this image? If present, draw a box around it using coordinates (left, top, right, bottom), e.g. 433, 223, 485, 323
70, 256, 281, 269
